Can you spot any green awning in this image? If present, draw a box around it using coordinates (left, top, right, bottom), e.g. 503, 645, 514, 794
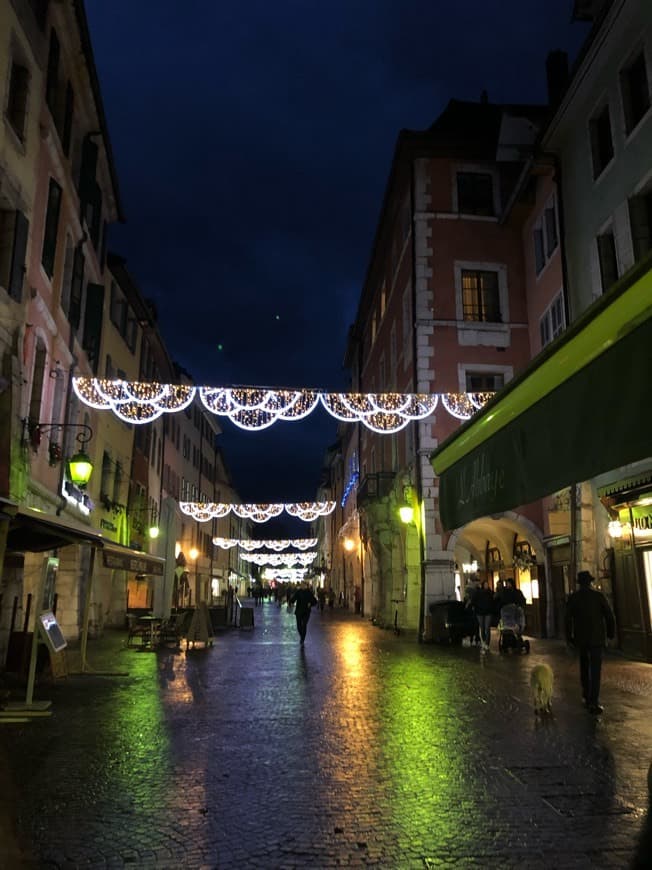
431, 257, 652, 530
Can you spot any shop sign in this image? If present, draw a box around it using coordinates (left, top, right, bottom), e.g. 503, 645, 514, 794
102, 549, 164, 575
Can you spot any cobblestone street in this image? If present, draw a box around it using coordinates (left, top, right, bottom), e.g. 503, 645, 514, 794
1, 602, 651, 869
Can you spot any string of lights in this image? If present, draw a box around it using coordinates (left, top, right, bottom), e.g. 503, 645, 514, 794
241, 551, 318, 567
179, 501, 336, 523
212, 537, 319, 551
73, 377, 493, 432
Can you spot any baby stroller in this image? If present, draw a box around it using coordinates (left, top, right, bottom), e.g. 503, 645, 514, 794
498, 604, 530, 654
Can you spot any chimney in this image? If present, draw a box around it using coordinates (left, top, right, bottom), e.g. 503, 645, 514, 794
546, 50, 569, 108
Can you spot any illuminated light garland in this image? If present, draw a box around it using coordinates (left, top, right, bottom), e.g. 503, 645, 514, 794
179, 501, 335, 523
179, 502, 232, 521
441, 392, 486, 420
73, 378, 492, 430
212, 538, 239, 549
285, 501, 336, 521
236, 538, 318, 551
262, 567, 307, 582
73, 377, 195, 423
241, 551, 318, 567
231, 503, 285, 523
199, 387, 320, 430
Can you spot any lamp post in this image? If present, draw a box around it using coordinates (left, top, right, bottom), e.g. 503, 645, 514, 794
189, 546, 199, 608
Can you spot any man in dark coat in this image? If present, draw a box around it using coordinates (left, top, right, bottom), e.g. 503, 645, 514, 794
565, 570, 616, 714
289, 583, 319, 645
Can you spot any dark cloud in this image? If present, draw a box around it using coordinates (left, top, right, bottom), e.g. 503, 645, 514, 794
87, 0, 588, 501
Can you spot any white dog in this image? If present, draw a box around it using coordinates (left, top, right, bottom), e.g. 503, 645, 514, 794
530, 663, 554, 715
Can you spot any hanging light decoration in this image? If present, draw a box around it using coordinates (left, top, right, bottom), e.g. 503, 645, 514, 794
73, 378, 492, 431
179, 501, 335, 523
212, 537, 239, 549
73, 377, 195, 423
179, 502, 233, 521
235, 538, 318, 551
241, 551, 318, 567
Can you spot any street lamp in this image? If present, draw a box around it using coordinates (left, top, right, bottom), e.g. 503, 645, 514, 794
23, 419, 94, 487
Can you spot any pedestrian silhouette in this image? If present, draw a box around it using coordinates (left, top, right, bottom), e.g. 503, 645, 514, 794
289, 583, 318, 645
565, 570, 615, 715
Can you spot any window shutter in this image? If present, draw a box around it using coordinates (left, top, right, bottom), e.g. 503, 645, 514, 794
69, 246, 84, 330
62, 82, 74, 156
41, 179, 62, 278
82, 282, 104, 372
78, 136, 98, 203
8, 210, 29, 302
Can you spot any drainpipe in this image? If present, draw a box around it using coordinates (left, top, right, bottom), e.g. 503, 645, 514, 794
410, 157, 428, 643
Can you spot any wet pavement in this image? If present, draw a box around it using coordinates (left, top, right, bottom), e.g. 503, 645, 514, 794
1, 600, 651, 869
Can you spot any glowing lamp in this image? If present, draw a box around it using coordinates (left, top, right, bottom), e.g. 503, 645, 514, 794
343, 537, 355, 552
399, 504, 414, 524
608, 520, 623, 538
67, 450, 93, 488
148, 525, 160, 539
189, 547, 199, 561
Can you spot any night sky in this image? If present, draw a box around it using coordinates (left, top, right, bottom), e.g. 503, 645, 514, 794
85, 1, 588, 504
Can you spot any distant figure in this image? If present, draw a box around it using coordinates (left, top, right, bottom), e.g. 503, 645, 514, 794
472, 579, 494, 653
565, 570, 615, 715
496, 577, 526, 610
317, 588, 326, 613
327, 586, 335, 610
289, 582, 318, 645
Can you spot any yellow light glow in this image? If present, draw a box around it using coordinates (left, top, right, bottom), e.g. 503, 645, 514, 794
343, 537, 356, 551
148, 526, 160, 539
189, 547, 199, 561
399, 505, 414, 524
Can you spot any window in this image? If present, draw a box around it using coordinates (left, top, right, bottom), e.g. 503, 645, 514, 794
589, 105, 614, 179
465, 372, 505, 392
41, 178, 62, 278
69, 246, 84, 330
110, 281, 127, 333
539, 291, 566, 349
628, 189, 652, 262
533, 196, 559, 275
621, 50, 650, 135
28, 339, 47, 426
461, 269, 501, 322
533, 227, 545, 274
6, 61, 30, 142
544, 198, 559, 256
597, 230, 618, 292
45, 29, 60, 119
457, 172, 494, 216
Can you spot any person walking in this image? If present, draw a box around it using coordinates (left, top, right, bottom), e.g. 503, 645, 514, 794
565, 570, 615, 715
473, 579, 495, 653
289, 582, 318, 645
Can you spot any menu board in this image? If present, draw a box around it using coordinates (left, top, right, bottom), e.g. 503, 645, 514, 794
39, 611, 67, 653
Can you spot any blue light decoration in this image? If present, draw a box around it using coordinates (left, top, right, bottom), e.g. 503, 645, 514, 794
341, 454, 360, 507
